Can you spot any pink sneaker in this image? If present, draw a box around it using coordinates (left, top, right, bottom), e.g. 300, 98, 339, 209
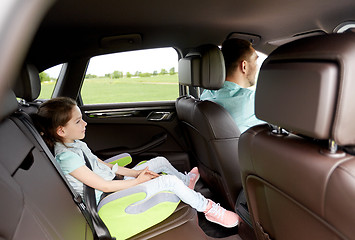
187, 167, 200, 189
204, 200, 240, 228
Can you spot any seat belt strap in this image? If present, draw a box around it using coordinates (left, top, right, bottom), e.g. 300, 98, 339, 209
82, 152, 114, 240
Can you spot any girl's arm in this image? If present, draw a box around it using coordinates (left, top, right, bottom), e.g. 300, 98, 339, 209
70, 165, 156, 193
97, 158, 159, 178
98, 158, 137, 177
98, 158, 114, 169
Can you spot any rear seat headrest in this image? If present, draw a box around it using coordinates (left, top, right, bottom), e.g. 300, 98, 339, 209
178, 44, 225, 90
14, 64, 41, 102
255, 32, 355, 145
0, 91, 18, 121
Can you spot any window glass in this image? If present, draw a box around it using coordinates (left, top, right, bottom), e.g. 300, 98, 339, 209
39, 64, 63, 99
81, 48, 179, 104
250, 51, 267, 90
257, 51, 267, 66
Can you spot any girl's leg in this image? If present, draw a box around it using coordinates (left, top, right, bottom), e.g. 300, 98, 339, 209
138, 175, 240, 228
140, 174, 208, 212
125, 157, 190, 185
125, 175, 239, 227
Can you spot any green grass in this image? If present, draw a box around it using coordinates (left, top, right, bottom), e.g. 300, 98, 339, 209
39, 81, 56, 99
38, 75, 179, 104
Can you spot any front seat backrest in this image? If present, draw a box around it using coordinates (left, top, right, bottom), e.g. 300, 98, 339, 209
239, 32, 355, 240
176, 44, 242, 210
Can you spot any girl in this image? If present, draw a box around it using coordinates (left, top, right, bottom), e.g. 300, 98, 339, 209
34, 97, 240, 228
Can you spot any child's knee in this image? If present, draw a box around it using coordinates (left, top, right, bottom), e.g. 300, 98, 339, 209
160, 175, 181, 186
151, 156, 169, 165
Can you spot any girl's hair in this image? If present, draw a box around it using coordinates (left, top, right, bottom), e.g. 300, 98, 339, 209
33, 97, 77, 151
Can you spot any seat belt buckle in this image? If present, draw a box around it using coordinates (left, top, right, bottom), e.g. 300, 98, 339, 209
74, 194, 83, 204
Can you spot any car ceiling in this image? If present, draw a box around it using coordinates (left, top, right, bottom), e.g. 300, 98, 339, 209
28, 0, 355, 71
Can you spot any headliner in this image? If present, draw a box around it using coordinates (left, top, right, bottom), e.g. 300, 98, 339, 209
28, 0, 355, 70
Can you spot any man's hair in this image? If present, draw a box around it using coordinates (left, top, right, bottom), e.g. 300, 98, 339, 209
33, 97, 77, 151
221, 38, 253, 77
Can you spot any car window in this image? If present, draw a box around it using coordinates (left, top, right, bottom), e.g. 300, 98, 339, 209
81, 48, 179, 104
250, 51, 267, 90
39, 64, 63, 99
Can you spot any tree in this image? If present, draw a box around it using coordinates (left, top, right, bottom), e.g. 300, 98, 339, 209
126, 72, 132, 78
112, 70, 123, 79
159, 68, 168, 75
39, 72, 51, 82
139, 72, 152, 77
85, 74, 97, 79
169, 67, 176, 75
152, 70, 158, 76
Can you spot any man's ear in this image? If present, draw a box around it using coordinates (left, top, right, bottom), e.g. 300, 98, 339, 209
241, 60, 247, 74
56, 126, 65, 137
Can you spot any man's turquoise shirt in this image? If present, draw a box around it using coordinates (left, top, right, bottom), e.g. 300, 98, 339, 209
200, 81, 265, 133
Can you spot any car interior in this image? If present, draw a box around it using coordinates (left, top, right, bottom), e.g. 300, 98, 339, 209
240, 33, 355, 240
176, 44, 243, 210
1, 0, 355, 239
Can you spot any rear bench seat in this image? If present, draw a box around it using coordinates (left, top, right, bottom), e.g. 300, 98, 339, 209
0, 91, 92, 239
0, 65, 210, 239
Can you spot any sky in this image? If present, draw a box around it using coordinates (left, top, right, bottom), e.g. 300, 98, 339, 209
45, 47, 179, 78
45, 47, 267, 78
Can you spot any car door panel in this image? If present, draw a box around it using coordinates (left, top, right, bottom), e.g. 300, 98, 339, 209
80, 101, 191, 172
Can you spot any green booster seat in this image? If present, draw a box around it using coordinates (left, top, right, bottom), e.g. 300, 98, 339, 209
99, 153, 180, 239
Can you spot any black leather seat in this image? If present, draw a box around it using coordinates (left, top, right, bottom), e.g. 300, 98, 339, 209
14, 64, 41, 102
239, 32, 355, 240
5, 64, 210, 240
176, 44, 243, 210
13, 64, 43, 114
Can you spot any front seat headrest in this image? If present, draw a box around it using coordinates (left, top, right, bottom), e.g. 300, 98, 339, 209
255, 32, 355, 145
178, 44, 225, 90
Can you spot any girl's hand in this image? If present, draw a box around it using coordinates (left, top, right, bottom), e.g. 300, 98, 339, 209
136, 167, 159, 184
135, 168, 159, 178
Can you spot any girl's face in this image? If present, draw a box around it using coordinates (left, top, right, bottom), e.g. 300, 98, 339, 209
57, 105, 87, 143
